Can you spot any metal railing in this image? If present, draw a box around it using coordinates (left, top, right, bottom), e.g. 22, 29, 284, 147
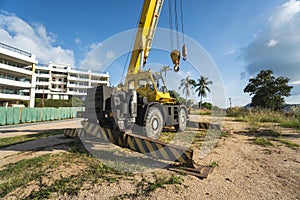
0, 42, 32, 57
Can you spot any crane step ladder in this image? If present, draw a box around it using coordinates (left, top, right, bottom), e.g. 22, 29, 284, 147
64, 120, 221, 178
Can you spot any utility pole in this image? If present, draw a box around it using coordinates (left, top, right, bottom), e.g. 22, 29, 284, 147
229, 97, 232, 109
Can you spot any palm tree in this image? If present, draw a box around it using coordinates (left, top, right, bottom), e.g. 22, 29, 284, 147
179, 75, 196, 104
194, 76, 212, 110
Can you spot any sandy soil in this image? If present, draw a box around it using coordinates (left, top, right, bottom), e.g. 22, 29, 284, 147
0, 117, 299, 199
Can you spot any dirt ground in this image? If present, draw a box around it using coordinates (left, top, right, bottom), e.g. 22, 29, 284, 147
0, 117, 299, 199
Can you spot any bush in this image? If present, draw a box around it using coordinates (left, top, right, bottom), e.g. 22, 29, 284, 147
191, 102, 212, 110
280, 117, 300, 130
226, 107, 248, 117
35, 97, 84, 108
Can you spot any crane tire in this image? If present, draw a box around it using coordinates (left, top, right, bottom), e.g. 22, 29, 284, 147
175, 107, 187, 132
145, 107, 163, 139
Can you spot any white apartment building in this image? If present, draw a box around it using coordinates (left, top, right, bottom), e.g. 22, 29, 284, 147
0, 42, 37, 107
0, 42, 109, 107
35, 63, 109, 100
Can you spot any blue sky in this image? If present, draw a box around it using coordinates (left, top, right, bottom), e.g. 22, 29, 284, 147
1, 0, 299, 107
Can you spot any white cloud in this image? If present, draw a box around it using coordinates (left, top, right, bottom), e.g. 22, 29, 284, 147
267, 39, 278, 47
80, 42, 105, 70
290, 80, 300, 85
269, 0, 300, 28
242, 0, 300, 96
0, 11, 75, 66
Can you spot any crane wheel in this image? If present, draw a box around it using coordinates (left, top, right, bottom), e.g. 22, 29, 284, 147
175, 108, 187, 132
145, 107, 163, 139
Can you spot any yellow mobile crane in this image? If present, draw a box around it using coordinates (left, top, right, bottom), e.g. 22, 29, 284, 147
85, 0, 187, 139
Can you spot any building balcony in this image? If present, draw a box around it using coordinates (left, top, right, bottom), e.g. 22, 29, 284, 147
50, 88, 67, 92
0, 92, 30, 101
90, 80, 108, 84
51, 80, 67, 85
67, 91, 86, 96
71, 85, 90, 89
36, 82, 50, 86
67, 76, 77, 81
51, 73, 67, 77
0, 63, 32, 76
69, 69, 90, 75
0, 42, 37, 64
0, 78, 31, 88
35, 89, 50, 94
36, 73, 50, 78
67, 83, 76, 88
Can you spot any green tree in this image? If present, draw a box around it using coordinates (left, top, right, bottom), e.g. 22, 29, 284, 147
194, 76, 212, 110
179, 75, 196, 104
244, 70, 293, 110
169, 90, 186, 105
201, 102, 212, 110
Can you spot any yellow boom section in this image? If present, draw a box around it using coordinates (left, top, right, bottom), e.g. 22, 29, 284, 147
127, 0, 164, 76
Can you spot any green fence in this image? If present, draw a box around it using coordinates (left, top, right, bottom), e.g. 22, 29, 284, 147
0, 107, 85, 126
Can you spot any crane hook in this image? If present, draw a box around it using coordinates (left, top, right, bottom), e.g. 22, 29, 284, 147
170, 49, 181, 72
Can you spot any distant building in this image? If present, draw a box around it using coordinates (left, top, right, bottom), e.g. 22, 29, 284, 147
0, 42, 109, 107
35, 63, 109, 100
0, 42, 37, 107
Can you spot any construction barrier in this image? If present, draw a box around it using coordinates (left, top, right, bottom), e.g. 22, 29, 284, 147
0, 107, 6, 125
13, 107, 20, 124
36, 108, 42, 122
21, 107, 28, 123
0, 107, 85, 126
6, 108, 13, 125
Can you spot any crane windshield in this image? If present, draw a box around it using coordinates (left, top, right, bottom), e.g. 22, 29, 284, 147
152, 72, 168, 93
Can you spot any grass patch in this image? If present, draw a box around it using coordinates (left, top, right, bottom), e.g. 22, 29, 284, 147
276, 139, 299, 149
220, 131, 230, 138
26, 159, 130, 199
0, 154, 52, 198
209, 161, 219, 168
263, 149, 273, 155
0, 139, 131, 199
229, 108, 285, 123
114, 174, 184, 199
159, 131, 176, 143
280, 118, 300, 130
159, 129, 202, 148
228, 107, 300, 131
0, 130, 63, 148
144, 175, 183, 194
253, 137, 273, 147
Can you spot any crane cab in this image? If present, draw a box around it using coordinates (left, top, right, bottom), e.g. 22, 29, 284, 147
125, 70, 176, 104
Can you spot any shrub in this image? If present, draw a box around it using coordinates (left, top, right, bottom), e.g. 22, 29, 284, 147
35, 97, 84, 108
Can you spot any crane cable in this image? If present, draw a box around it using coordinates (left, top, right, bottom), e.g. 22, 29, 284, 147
168, 0, 186, 51
174, 0, 180, 49
180, 0, 185, 45
168, 0, 174, 51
